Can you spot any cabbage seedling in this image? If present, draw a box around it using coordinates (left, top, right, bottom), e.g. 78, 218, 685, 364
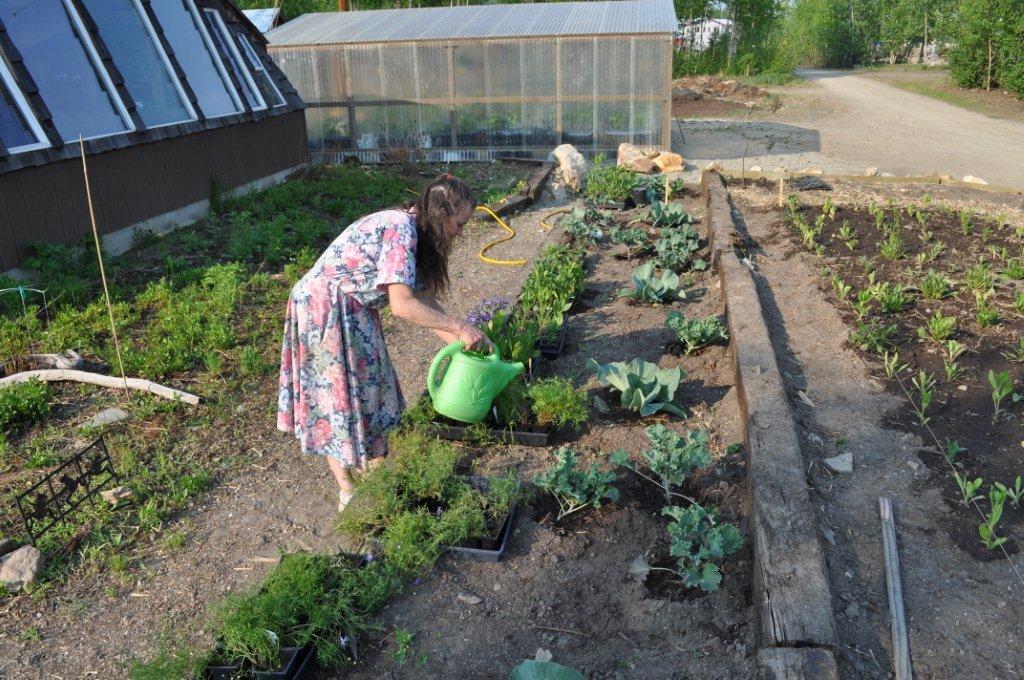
532, 448, 619, 521
588, 358, 686, 417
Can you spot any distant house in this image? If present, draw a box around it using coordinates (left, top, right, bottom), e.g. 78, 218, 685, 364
243, 7, 281, 34
0, 0, 308, 275
677, 18, 732, 51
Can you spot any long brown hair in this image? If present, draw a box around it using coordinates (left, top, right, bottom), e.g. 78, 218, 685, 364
404, 174, 476, 298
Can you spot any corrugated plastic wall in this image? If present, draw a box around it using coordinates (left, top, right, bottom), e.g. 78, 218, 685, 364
270, 35, 670, 162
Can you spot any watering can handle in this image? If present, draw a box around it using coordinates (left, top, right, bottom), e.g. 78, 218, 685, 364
427, 341, 465, 402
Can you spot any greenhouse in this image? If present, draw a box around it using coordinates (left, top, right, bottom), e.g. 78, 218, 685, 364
267, 0, 676, 162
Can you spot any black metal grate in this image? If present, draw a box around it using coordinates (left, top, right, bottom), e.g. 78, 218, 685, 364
14, 437, 118, 545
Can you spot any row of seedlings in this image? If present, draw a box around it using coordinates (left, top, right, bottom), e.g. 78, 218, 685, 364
787, 194, 1024, 553
530, 191, 743, 593
408, 243, 590, 446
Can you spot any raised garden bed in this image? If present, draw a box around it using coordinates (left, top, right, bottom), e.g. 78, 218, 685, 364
784, 198, 1024, 556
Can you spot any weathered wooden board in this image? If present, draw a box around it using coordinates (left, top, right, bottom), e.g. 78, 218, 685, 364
759, 647, 839, 680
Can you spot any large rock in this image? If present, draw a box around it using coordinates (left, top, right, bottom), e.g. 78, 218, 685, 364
550, 144, 587, 192
0, 545, 42, 591
653, 152, 684, 173
82, 407, 129, 429
616, 143, 656, 174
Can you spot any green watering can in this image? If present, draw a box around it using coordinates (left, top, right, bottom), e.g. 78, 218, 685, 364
427, 341, 524, 424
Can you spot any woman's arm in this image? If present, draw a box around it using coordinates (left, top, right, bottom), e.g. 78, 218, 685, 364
387, 284, 486, 349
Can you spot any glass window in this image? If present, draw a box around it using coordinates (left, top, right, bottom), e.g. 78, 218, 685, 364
201, 9, 265, 112
0, 58, 48, 153
0, 0, 132, 142
81, 0, 195, 128
236, 34, 285, 108
148, 0, 241, 119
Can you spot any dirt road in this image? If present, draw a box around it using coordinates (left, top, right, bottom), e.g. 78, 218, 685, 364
677, 69, 1024, 189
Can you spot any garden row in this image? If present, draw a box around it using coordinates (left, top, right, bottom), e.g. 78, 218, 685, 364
787, 194, 1024, 555
131, 189, 746, 678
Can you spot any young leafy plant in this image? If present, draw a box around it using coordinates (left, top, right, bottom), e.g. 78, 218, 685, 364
532, 448, 619, 521
978, 484, 1008, 550
975, 291, 1000, 328
588, 357, 686, 417
665, 312, 728, 355
997, 476, 1024, 508
660, 503, 742, 592
849, 322, 898, 353
526, 377, 588, 429
620, 262, 685, 304
653, 227, 703, 273
870, 282, 910, 314
648, 201, 695, 230
988, 369, 1014, 422
609, 225, 650, 258
955, 471, 983, 506
612, 425, 710, 504
919, 270, 951, 300
584, 154, 638, 204
917, 311, 956, 343
879, 230, 905, 260
910, 370, 936, 426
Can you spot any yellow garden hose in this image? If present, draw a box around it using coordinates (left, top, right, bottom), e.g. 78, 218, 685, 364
540, 208, 570, 231
476, 205, 527, 267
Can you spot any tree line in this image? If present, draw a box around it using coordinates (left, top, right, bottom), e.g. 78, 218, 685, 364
241, 0, 1024, 96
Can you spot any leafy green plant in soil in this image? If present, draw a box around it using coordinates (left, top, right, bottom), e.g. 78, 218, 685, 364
620, 262, 685, 304
917, 311, 956, 343
479, 310, 541, 365
988, 369, 1014, 422
518, 245, 585, 340
584, 154, 638, 204
589, 358, 686, 417
560, 206, 613, 246
0, 379, 52, 440
609, 225, 650, 258
653, 226, 704, 274
532, 447, 619, 521
647, 201, 695, 230
849, 321, 898, 353
526, 377, 588, 429
613, 425, 710, 504
665, 312, 728, 355
919, 270, 951, 299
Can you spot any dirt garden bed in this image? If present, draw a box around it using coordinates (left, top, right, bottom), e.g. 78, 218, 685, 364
726, 177, 1024, 678
335, 189, 754, 679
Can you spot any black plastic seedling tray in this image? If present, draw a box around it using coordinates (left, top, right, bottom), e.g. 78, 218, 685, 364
447, 476, 519, 562
434, 422, 549, 447
252, 646, 314, 680
537, 317, 568, 360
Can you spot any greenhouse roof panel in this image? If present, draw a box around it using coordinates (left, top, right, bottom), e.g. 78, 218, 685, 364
268, 0, 677, 45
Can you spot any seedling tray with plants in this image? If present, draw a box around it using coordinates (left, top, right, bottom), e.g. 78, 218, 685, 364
536, 316, 568, 359
445, 476, 520, 561
785, 196, 1024, 556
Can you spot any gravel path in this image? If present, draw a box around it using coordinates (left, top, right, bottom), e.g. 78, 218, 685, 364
675, 68, 1024, 189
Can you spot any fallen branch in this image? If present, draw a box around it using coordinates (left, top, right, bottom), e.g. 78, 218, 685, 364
0, 369, 200, 405
25, 351, 83, 370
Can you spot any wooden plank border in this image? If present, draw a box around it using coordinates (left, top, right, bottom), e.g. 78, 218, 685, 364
700, 171, 839, 672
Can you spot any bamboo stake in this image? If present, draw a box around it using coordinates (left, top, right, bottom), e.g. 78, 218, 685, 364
79, 137, 129, 394
879, 497, 913, 680
778, 174, 785, 208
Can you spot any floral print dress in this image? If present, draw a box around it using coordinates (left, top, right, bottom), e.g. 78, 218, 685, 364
277, 209, 417, 468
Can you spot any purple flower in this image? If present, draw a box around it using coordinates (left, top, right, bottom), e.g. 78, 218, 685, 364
413, 578, 423, 586
338, 635, 350, 648
465, 297, 510, 327
362, 552, 375, 563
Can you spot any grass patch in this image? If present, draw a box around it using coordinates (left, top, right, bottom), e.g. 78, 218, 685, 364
739, 71, 802, 87
886, 80, 991, 116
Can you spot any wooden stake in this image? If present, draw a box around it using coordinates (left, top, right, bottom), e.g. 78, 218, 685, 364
879, 497, 913, 680
778, 174, 785, 208
79, 137, 129, 393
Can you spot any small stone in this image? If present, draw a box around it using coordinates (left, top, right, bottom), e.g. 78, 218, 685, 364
823, 452, 853, 474
100, 486, 133, 505
864, 167, 879, 177
963, 175, 988, 185
82, 407, 129, 429
652, 151, 684, 173
749, 165, 762, 173
457, 593, 482, 605
958, 384, 968, 392
493, 583, 502, 592
821, 528, 836, 546
0, 539, 17, 558
806, 432, 824, 450
844, 602, 860, 618
906, 460, 920, 471
802, 167, 824, 175
0, 545, 42, 591
592, 395, 609, 415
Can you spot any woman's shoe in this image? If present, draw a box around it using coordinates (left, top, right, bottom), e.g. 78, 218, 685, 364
338, 489, 353, 512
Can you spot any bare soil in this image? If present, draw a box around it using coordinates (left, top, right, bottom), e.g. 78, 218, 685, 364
326, 193, 756, 678
728, 178, 1024, 679
672, 76, 777, 119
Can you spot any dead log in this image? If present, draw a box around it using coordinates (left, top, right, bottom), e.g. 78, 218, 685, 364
0, 369, 200, 405
25, 351, 83, 370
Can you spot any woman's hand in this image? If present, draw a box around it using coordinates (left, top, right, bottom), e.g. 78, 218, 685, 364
455, 321, 488, 351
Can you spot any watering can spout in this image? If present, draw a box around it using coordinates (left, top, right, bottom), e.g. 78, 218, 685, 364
427, 342, 524, 424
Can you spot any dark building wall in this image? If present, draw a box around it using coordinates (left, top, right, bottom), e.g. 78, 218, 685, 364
0, 109, 308, 272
